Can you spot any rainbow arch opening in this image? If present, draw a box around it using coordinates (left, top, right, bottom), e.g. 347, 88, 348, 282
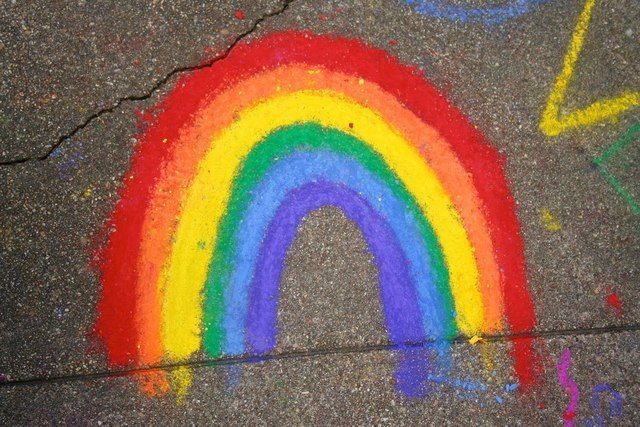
203, 124, 457, 359
205, 125, 458, 356
94, 31, 538, 396
246, 179, 426, 353
162, 90, 483, 361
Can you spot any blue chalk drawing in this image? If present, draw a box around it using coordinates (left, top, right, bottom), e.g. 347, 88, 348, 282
586, 383, 624, 427
505, 382, 519, 392
405, 0, 553, 25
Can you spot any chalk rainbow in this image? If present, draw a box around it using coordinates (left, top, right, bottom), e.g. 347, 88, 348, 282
94, 31, 537, 396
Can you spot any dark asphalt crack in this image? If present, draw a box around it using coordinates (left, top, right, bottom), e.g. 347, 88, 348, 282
0, 0, 296, 167
1, 323, 639, 388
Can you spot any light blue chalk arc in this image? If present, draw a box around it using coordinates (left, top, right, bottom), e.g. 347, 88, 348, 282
221, 150, 453, 355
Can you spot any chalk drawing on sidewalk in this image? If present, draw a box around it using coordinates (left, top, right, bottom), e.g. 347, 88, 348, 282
540, 0, 639, 137
93, 31, 537, 400
405, 0, 552, 25
557, 348, 579, 426
593, 122, 640, 216
557, 348, 626, 426
540, 208, 562, 231
586, 383, 624, 426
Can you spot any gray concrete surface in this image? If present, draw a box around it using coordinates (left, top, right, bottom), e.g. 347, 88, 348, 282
1, 0, 639, 424
1, 332, 639, 424
0, 0, 282, 162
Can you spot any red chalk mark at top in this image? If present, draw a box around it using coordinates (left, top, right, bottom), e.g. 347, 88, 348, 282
235, 9, 245, 20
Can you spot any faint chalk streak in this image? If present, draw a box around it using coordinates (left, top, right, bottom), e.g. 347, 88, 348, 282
593, 122, 640, 216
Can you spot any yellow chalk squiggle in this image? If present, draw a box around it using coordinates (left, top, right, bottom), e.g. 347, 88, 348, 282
540, 0, 640, 137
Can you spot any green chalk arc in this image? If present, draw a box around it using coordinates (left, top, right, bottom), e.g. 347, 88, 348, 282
202, 122, 455, 355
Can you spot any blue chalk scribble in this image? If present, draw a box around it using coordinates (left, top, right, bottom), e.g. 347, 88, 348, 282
505, 382, 519, 392
405, 0, 553, 26
586, 383, 624, 427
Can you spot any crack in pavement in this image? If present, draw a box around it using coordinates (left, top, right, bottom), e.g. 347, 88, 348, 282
2, 323, 639, 388
0, 0, 295, 167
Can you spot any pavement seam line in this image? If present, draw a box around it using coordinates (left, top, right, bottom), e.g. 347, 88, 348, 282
0, 0, 296, 167
1, 323, 639, 388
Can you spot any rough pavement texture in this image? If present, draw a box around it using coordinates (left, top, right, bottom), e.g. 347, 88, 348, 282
0, 0, 282, 162
1, 333, 638, 424
1, 0, 639, 424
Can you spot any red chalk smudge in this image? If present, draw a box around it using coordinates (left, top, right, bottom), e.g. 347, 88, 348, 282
235, 9, 245, 20
133, 109, 154, 131
348, 122, 354, 128
134, 109, 153, 123
319, 13, 328, 22
606, 289, 623, 315
389, 39, 398, 47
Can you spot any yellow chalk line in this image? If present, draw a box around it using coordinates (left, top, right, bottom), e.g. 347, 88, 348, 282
540, 0, 640, 137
